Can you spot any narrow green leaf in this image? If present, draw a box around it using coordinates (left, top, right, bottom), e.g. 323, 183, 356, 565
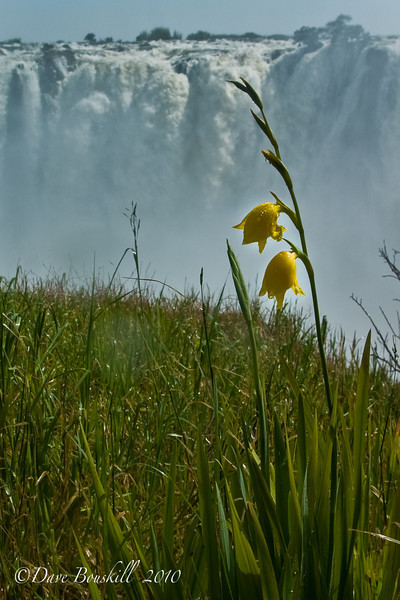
261, 150, 293, 190
79, 424, 147, 600
338, 331, 371, 598
246, 450, 287, 554
150, 524, 161, 576
228, 78, 264, 111
196, 430, 221, 599
281, 358, 301, 400
80, 424, 131, 561
225, 483, 262, 599
353, 331, 371, 489
339, 406, 353, 527
227, 240, 269, 479
228, 79, 248, 94
163, 442, 177, 559
297, 393, 307, 494
182, 516, 207, 599
160, 541, 186, 600
72, 530, 103, 600
250, 109, 279, 151
216, 484, 235, 599
226, 240, 252, 326
300, 466, 313, 596
379, 458, 400, 598
274, 411, 290, 542
351, 330, 371, 544
248, 503, 280, 600
286, 435, 302, 542
239, 77, 264, 110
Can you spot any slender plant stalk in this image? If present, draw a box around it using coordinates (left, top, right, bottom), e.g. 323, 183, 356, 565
230, 78, 332, 415
286, 185, 332, 414
227, 241, 269, 480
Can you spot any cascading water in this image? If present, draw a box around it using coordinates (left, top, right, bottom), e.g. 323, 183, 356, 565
1, 27, 400, 337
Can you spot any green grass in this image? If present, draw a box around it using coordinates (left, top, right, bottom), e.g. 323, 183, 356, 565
0, 268, 399, 599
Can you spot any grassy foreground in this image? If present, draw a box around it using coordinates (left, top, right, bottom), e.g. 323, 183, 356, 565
0, 270, 399, 599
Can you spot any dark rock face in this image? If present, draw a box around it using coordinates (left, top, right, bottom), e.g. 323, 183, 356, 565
38, 44, 77, 96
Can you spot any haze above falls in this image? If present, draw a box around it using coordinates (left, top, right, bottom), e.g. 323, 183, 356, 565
1, 19, 400, 338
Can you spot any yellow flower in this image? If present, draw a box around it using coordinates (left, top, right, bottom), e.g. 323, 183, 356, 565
259, 250, 305, 310
233, 202, 286, 253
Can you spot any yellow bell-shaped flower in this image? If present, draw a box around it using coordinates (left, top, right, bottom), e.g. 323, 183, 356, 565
259, 250, 305, 310
233, 202, 286, 253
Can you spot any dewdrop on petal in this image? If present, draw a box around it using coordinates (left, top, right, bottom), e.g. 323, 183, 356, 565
233, 202, 286, 253
259, 250, 305, 310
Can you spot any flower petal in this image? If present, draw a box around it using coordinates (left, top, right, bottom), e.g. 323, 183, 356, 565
233, 217, 246, 230
259, 250, 304, 309
233, 202, 283, 252
258, 239, 267, 253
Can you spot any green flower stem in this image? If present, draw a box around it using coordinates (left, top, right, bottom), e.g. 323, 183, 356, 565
284, 186, 335, 583
232, 77, 336, 582
258, 104, 332, 415
304, 259, 333, 416
286, 185, 333, 415
260, 108, 281, 160
263, 132, 332, 414
256, 104, 332, 414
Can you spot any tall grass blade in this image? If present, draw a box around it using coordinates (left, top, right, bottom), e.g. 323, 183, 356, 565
163, 442, 177, 561
72, 530, 103, 600
274, 411, 290, 543
79, 423, 146, 600
339, 330, 371, 598
196, 430, 221, 599
216, 484, 236, 599
225, 482, 262, 599
245, 449, 287, 555
379, 477, 400, 598
247, 502, 280, 600
227, 240, 268, 479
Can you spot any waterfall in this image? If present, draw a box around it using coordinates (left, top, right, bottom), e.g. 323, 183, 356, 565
1, 32, 400, 336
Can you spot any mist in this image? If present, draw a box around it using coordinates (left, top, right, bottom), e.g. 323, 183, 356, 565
1, 24, 400, 340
